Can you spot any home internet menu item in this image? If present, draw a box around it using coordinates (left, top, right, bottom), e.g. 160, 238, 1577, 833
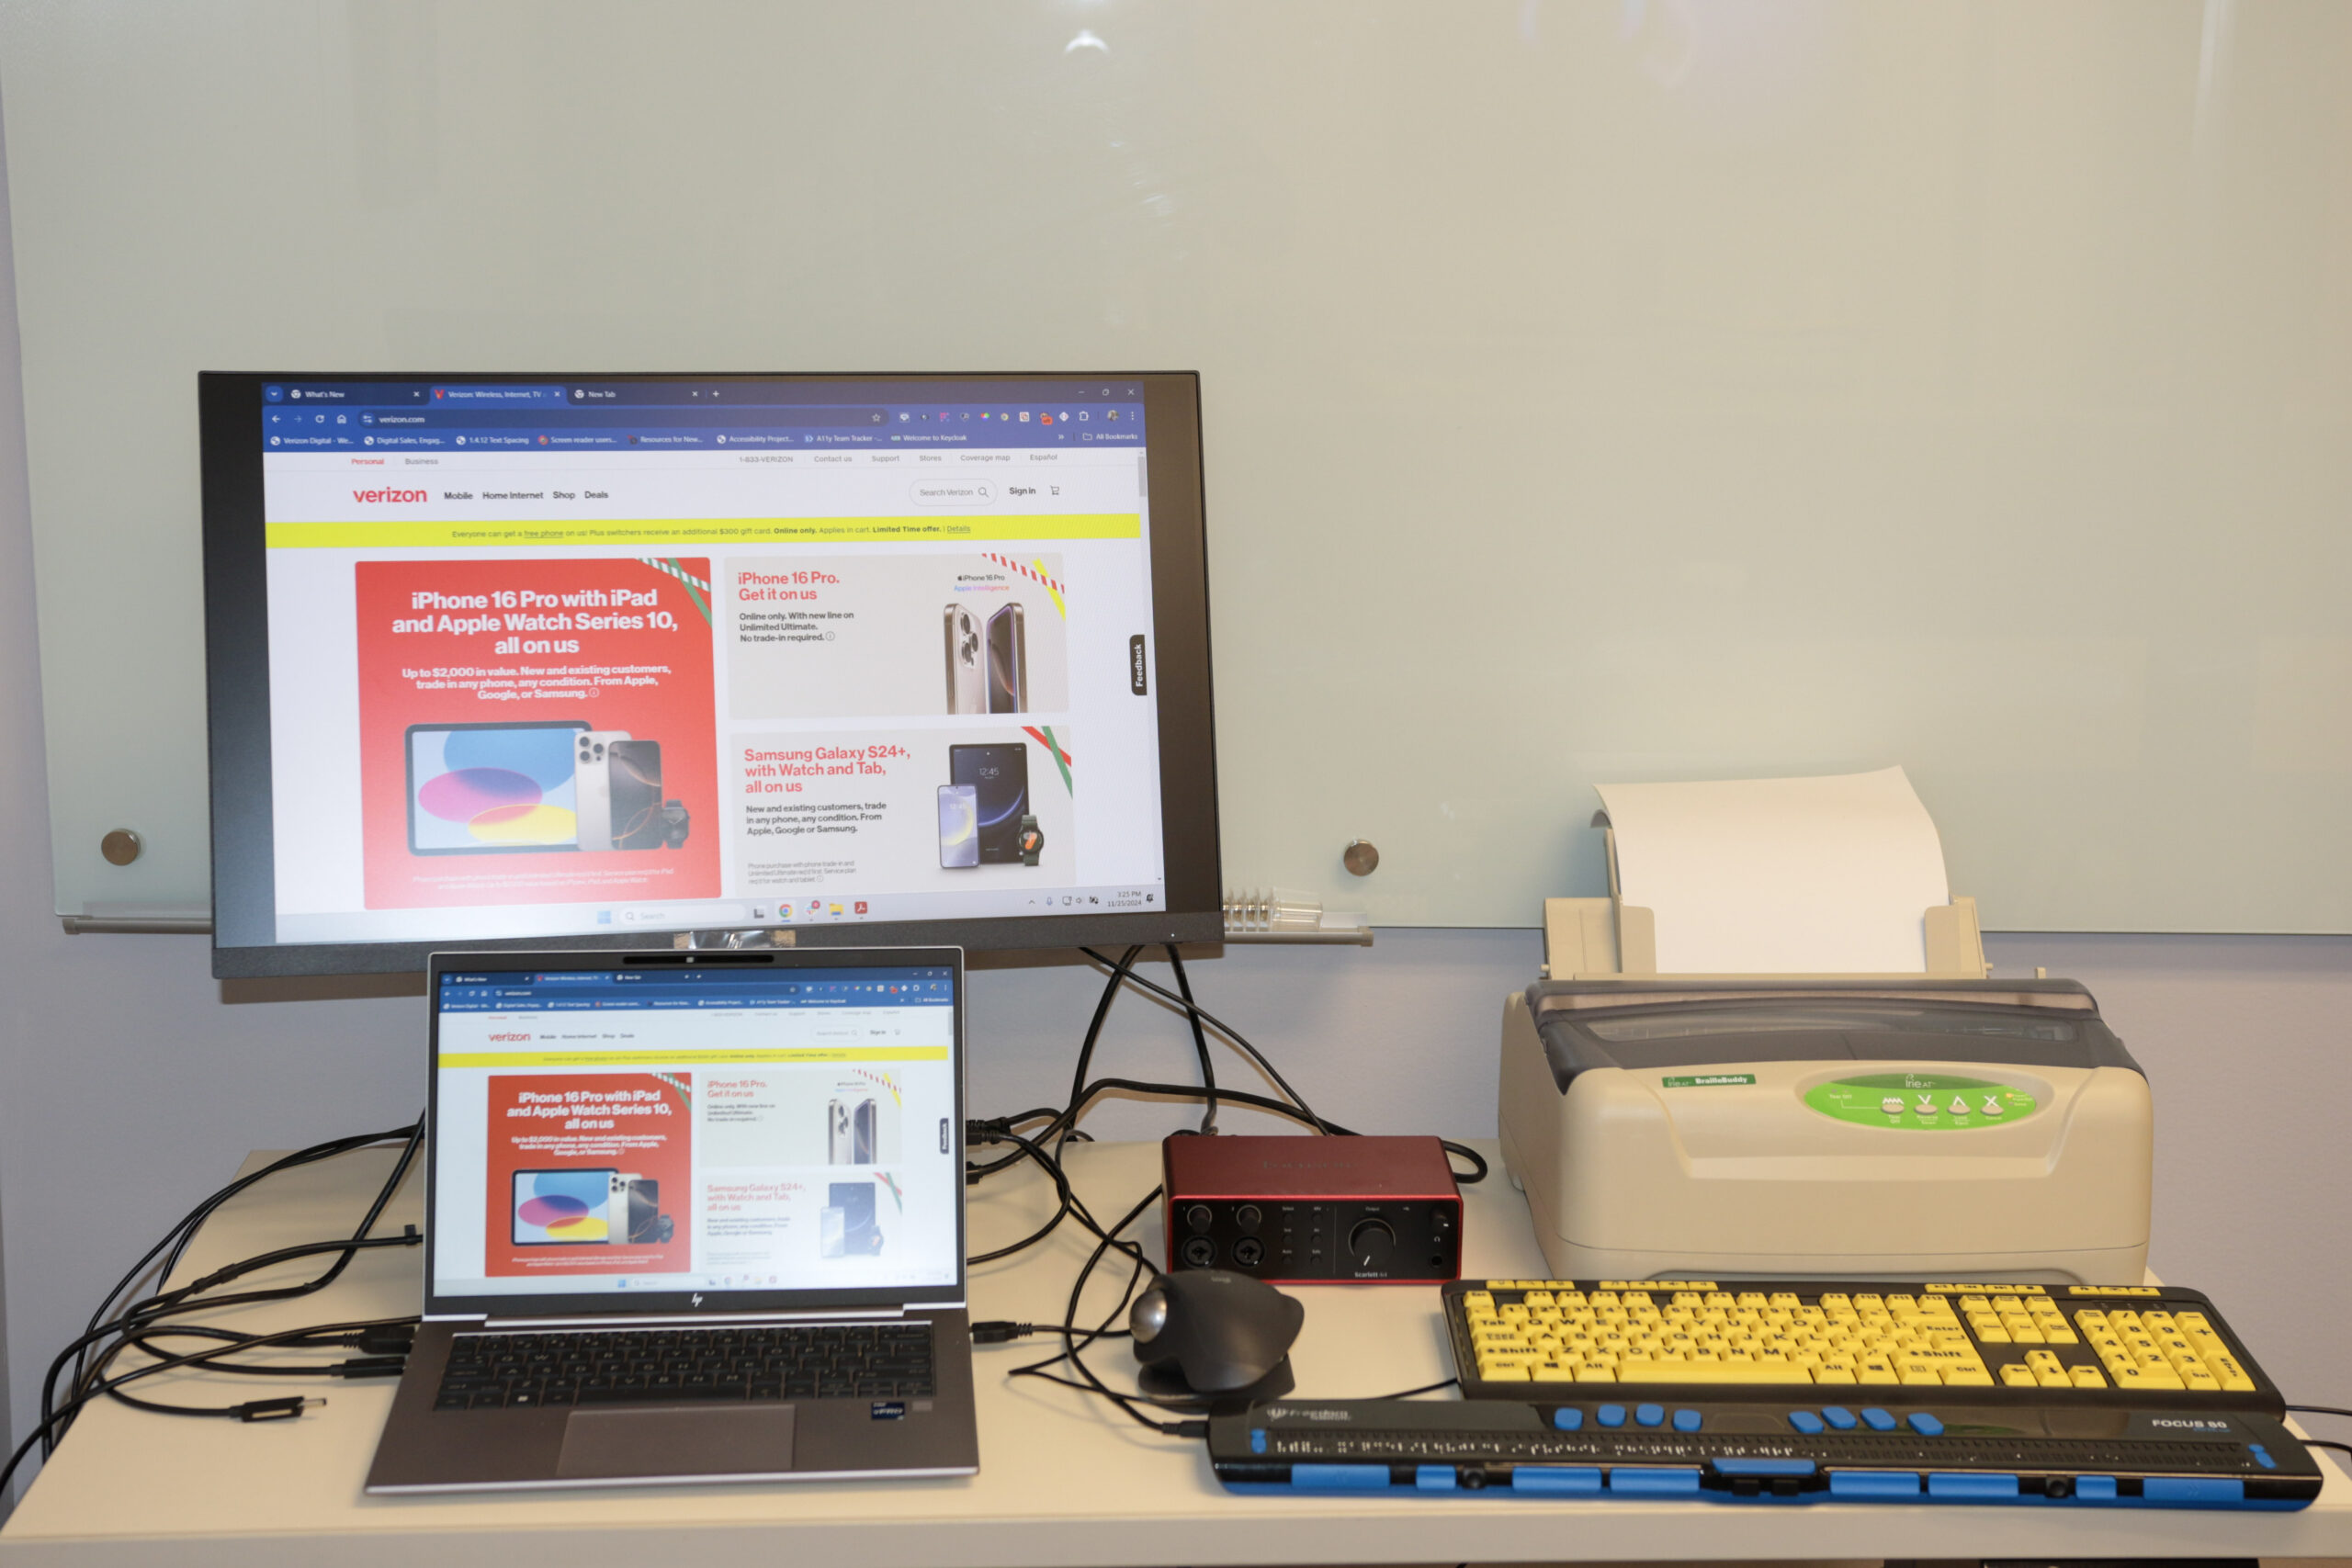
253, 376, 1169, 945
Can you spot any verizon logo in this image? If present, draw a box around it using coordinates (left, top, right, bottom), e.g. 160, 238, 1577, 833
352, 487, 428, 503
486, 1032, 531, 1042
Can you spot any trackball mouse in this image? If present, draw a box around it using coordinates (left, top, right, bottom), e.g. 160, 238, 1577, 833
1129, 1269, 1305, 1396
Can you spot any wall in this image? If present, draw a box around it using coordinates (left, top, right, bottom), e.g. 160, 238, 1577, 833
3, 83, 2348, 1512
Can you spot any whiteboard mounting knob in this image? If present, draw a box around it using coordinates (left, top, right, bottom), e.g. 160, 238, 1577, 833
101, 829, 141, 866
1342, 839, 1379, 876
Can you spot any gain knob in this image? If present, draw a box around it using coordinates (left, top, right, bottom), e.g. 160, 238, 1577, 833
1347, 1216, 1396, 1273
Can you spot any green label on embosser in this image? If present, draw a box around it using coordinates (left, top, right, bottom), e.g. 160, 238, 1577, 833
1804, 1072, 2036, 1130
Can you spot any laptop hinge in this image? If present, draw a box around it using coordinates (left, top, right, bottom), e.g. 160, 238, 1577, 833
479, 1308, 910, 1328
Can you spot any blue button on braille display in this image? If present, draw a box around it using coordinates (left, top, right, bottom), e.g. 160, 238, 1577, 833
1415, 1464, 1457, 1491
1789, 1411, 1826, 1435
1635, 1404, 1665, 1428
1597, 1404, 1627, 1427
2250, 1444, 2278, 1470
1821, 1405, 1857, 1430
1907, 1413, 1943, 1437
1672, 1408, 1702, 1433
2075, 1475, 2118, 1500
2144, 1476, 2244, 1504
1250, 1428, 1267, 1454
1554, 1407, 1584, 1431
1860, 1407, 1897, 1432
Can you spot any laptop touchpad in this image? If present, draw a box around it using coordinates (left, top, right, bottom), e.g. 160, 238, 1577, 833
556, 1404, 796, 1479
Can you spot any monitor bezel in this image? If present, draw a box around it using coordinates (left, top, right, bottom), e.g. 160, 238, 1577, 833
202, 370, 1223, 977
423, 946, 969, 1320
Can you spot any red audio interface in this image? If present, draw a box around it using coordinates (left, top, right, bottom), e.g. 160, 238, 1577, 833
1161, 1134, 1462, 1283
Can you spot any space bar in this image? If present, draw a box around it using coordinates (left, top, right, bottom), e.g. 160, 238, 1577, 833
1613, 1362, 1814, 1384
577, 1383, 748, 1402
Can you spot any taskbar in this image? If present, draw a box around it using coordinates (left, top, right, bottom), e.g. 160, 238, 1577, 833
276, 883, 1166, 945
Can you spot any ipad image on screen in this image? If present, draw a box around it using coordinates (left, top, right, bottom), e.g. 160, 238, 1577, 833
512, 1168, 617, 1245
405, 722, 586, 856
948, 743, 1028, 864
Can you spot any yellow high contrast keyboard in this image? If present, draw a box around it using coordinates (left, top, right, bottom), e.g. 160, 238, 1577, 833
1442, 1279, 2271, 1401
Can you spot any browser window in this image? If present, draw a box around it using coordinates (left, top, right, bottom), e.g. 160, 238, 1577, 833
255, 378, 1167, 943
429, 964, 960, 1299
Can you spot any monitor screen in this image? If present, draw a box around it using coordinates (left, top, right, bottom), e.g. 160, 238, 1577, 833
425, 951, 965, 1316
201, 373, 1221, 976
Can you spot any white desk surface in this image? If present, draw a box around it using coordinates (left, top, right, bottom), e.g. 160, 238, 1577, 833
4, 1137, 2348, 1567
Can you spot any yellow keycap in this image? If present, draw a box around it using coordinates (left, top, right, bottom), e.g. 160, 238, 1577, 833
1482, 1363, 1532, 1382
1573, 1363, 1617, 1382
1523, 1291, 1555, 1308
1532, 1363, 1578, 1382
1945, 1368, 1996, 1387
2207, 1354, 2256, 1392
1999, 1363, 2038, 1388
2069, 1365, 2109, 1389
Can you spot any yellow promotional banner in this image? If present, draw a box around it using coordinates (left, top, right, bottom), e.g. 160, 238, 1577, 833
439, 1046, 951, 1069
268, 514, 1138, 549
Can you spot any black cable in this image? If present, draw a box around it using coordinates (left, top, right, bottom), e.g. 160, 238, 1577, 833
1164, 943, 1217, 1134
2304, 1438, 2352, 1466
1007, 1183, 1204, 1436
1059, 945, 1144, 1162
1080, 948, 1331, 1134
4, 1314, 417, 1497
2289, 1404, 2352, 1422
44, 1116, 424, 1457
1371, 1377, 1459, 1399
68, 1125, 413, 1407
994, 1073, 1487, 1186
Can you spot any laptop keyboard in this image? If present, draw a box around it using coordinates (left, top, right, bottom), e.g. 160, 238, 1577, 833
433, 1323, 936, 1410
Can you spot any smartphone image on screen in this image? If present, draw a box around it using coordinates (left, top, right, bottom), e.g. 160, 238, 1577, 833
571, 729, 631, 852
827, 1099, 854, 1164
937, 784, 979, 868
829, 1180, 883, 1256
610, 1175, 669, 1245
948, 742, 1029, 864
986, 604, 1027, 713
608, 739, 665, 849
944, 604, 987, 714
405, 721, 587, 855
511, 1168, 618, 1245
853, 1099, 877, 1165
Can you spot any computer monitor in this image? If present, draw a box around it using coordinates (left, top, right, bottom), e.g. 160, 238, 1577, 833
200, 372, 1221, 976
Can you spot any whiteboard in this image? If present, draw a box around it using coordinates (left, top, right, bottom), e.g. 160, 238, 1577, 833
6, 0, 2348, 932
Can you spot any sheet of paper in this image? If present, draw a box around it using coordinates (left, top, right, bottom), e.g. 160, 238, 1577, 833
1594, 766, 1951, 974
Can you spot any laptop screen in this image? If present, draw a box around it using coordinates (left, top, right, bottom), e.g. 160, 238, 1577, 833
425, 951, 964, 1314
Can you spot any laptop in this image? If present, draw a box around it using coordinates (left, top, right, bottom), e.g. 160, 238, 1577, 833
366, 946, 979, 1492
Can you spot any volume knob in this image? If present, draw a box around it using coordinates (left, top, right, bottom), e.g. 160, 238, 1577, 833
1347, 1217, 1396, 1273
